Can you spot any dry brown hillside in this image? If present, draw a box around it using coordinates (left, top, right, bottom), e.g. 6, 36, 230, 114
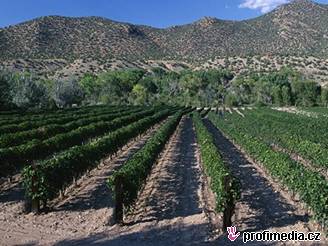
0, 0, 327, 61
0, 0, 328, 85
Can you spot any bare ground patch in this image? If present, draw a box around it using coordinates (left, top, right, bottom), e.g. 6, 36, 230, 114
203, 119, 327, 245
54, 117, 218, 246
0, 122, 165, 245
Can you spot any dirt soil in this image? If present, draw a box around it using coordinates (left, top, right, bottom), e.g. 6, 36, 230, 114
0, 122, 165, 245
204, 119, 327, 245
272, 107, 320, 118
49, 117, 218, 246
0, 116, 326, 246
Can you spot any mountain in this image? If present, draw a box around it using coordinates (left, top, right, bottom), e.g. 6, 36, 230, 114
0, 0, 328, 61
0, 16, 164, 61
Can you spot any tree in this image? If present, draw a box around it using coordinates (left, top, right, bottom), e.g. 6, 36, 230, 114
0, 72, 12, 110
139, 77, 158, 94
10, 73, 48, 109
254, 79, 273, 105
79, 73, 99, 103
116, 69, 145, 91
131, 84, 148, 105
281, 86, 292, 106
53, 78, 84, 108
179, 72, 202, 106
292, 80, 319, 106
97, 72, 125, 105
321, 88, 328, 107
272, 86, 283, 106
225, 93, 239, 107
230, 77, 255, 105
151, 67, 167, 78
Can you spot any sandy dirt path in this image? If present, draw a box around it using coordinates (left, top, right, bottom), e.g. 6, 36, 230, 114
54, 117, 216, 246
0, 122, 165, 246
203, 119, 326, 246
272, 107, 326, 118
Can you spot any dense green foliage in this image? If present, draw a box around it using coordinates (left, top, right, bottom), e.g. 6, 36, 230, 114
209, 112, 328, 226
2, 67, 326, 110
229, 68, 323, 107
0, 105, 109, 123
192, 113, 240, 212
0, 108, 157, 177
78, 68, 327, 107
0, 106, 130, 134
0, 73, 13, 110
0, 107, 141, 148
79, 69, 233, 107
22, 108, 174, 202
108, 109, 190, 212
220, 108, 328, 169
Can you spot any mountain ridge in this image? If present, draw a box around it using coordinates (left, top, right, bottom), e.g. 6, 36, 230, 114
0, 0, 324, 30
0, 0, 328, 61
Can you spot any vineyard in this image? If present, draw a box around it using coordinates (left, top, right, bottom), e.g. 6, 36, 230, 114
0, 106, 327, 245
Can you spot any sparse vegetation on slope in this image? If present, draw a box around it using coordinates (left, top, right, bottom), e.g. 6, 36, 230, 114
0, 0, 327, 62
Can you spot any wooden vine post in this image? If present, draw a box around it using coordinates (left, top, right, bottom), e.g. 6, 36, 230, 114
223, 175, 234, 229
31, 163, 40, 213
114, 176, 124, 224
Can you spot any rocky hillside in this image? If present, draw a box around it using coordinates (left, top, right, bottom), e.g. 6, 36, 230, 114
0, 0, 328, 61
1, 55, 327, 87
200, 55, 328, 86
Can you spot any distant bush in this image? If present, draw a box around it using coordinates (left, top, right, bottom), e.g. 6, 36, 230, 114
0, 66, 326, 109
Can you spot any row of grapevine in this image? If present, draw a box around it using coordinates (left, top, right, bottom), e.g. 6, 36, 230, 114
0, 105, 110, 124
108, 109, 192, 223
230, 109, 328, 169
0, 110, 22, 116
0, 107, 142, 148
192, 112, 240, 228
0, 108, 158, 177
0, 107, 77, 119
0, 106, 129, 134
209, 112, 328, 227
22, 109, 175, 212
254, 109, 328, 146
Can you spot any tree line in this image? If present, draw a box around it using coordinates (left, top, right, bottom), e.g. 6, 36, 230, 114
1, 67, 327, 110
